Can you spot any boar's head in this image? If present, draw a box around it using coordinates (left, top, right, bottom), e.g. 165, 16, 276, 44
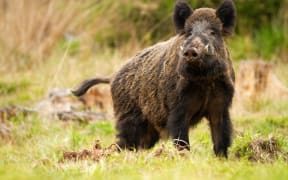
174, 0, 236, 80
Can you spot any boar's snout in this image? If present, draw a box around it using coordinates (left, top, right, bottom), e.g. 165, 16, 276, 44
181, 36, 210, 61
183, 47, 200, 60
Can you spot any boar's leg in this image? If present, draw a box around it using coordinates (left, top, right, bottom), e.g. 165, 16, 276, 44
167, 108, 190, 151
208, 108, 232, 158
139, 122, 159, 149
167, 86, 204, 151
115, 108, 159, 150
115, 112, 141, 150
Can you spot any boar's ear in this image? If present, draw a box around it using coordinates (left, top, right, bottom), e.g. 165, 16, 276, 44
173, 1, 193, 34
216, 0, 236, 36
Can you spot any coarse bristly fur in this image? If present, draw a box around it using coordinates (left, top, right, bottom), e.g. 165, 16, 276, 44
73, 0, 236, 158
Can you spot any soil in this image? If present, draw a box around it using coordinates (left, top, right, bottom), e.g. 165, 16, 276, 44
0, 105, 34, 122
235, 136, 288, 163
61, 140, 121, 162
153, 144, 189, 158
0, 105, 33, 139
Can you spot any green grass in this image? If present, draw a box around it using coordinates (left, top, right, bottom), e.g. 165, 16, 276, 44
1, 113, 288, 180
1, 56, 288, 180
1, 1, 288, 178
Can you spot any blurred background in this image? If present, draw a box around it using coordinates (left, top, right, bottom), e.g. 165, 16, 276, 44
0, 0, 287, 71
0, 0, 287, 112
1, 1, 288, 177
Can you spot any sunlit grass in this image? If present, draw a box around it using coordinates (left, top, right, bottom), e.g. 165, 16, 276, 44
0, 1, 288, 178
0, 34, 288, 178
0, 111, 288, 179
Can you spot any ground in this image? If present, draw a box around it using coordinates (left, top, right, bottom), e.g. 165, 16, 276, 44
0, 54, 288, 180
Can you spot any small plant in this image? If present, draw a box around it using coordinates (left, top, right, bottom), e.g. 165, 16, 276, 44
234, 135, 288, 163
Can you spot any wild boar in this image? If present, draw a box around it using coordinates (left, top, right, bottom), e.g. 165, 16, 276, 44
73, 0, 236, 157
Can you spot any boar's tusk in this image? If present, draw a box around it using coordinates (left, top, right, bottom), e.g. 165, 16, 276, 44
180, 46, 184, 51
205, 44, 209, 53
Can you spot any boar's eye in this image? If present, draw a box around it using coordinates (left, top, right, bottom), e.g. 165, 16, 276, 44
208, 28, 220, 36
185, 31, 192, 37
184, 28, 193, 37
210, 30, 216, 36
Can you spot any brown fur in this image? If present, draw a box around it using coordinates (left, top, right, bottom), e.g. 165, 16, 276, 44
111, 1, 236, 157
73, 0, 236, 157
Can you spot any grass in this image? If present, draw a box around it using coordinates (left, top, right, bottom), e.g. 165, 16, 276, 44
0, 0, 287, 73
0, 1, 288, 179
0, 112, 288, 179
1, 54, 288, 180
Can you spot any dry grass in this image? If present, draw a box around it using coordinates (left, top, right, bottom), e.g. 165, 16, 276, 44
0, 0, 92, 71
0, 0, 157, 73
0, 1, 288, 179
0, 0, 73, 68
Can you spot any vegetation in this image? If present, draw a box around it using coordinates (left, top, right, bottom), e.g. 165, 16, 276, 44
0, 0, 287, 72
1, 103, 288, 179
0, 0, 288, 179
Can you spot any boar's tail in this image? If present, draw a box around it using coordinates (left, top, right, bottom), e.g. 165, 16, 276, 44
72, 77, 110, 96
